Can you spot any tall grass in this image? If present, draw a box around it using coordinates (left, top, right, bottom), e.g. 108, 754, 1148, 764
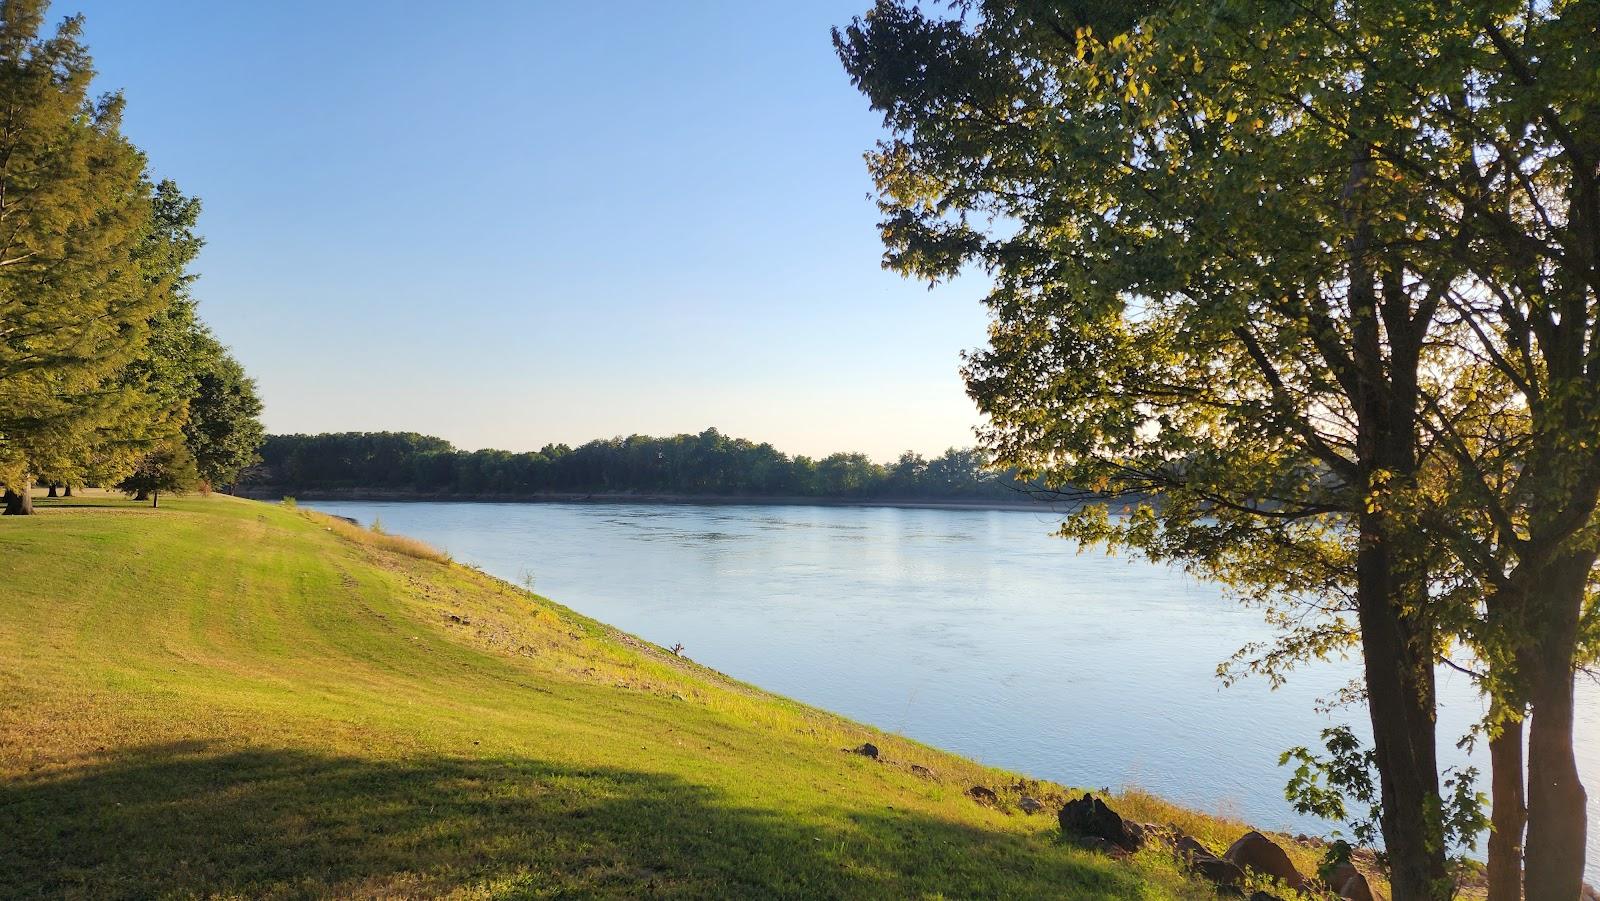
302, 508, 451, 564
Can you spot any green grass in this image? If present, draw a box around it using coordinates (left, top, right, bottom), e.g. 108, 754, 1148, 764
0, 492, 1309, 899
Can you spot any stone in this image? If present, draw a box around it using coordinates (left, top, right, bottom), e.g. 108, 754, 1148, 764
1057, 793, 1143, 851
1123, 820, 1146, 846
966, 785, 999, 806
1325, 862, 1376, 901
1139, 822, 1178, 845
909, 763, 936, 779
1175, 835, 1246, 887
850, 742, 879, 759
1018, 795, 1044, 814
1223, 831, 1306, 890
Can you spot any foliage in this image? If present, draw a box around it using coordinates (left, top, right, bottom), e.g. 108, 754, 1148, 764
0, 0, 160, 496
0, 3, 263, 511
118, 442, 199, 505
249, 429, 1034, 502
835, 0, 1600, 893
1282, 726, 1384, 851
1284, 727, 1490, 880
183, 345, 264, 489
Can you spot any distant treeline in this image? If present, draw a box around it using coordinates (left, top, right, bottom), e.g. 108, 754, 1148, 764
247, 429, 1042, 501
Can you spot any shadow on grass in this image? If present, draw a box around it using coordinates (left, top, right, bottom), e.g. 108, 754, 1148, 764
2, 741, 1144, 899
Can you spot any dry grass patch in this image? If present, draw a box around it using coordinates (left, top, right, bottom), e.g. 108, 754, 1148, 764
299, 506, 452, 564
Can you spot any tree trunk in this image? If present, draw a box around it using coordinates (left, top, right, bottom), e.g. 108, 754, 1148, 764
3, 483, 34, 515
1355, 513, 1449, 901
45, 483, 57, 498
1486, 714, 1526, 901
1523, 551, 1590, 901
62, 484, 72, 497
151, 490, 158, 509
134, 489, 148, 502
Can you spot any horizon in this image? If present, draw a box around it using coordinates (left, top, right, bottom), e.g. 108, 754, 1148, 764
61, 1, 989, 462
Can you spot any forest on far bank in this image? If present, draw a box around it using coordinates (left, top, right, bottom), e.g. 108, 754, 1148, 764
245, 429, 1045, 502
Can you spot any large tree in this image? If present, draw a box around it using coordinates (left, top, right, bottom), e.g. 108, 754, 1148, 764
183, 343, 263, 490
0, 1, 162, 514
837, 1, 1597, 897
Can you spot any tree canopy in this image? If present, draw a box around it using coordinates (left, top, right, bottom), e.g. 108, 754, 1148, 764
837, 0, 1599, 896
0, 0, 263, 512
249, 429, 1029, 503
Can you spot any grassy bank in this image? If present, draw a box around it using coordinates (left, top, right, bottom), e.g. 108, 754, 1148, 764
2, 492, 1314, 898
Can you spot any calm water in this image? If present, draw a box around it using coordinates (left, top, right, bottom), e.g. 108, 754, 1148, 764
311, 500, 1599, 878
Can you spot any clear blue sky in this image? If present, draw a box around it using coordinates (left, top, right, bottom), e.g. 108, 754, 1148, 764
62, 1, 989, 461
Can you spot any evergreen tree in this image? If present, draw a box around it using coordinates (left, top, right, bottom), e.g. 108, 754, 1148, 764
0, 1, 162, 514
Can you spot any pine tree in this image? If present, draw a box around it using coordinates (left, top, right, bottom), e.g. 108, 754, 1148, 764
0, 1, 161, 514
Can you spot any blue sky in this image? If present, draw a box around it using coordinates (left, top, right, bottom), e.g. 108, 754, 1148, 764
62, 1, 989, 461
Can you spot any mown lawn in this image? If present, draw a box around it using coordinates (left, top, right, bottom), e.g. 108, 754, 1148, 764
0, 493, 1294, 899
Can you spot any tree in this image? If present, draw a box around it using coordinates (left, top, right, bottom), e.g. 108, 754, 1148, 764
0, 1, 162, 514
183, 344, 264, 490
839, 2, 1600, 896
118, 442, 198, 508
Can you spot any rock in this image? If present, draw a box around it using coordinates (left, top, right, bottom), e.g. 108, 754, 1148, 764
909, 763, 936, 779
1223, 831, 1306, 890
1057, 793, 1144, 851
1195, 855, 1247, 886
966, 785, 999, 806
1174, 835, 1246, 887
1018, 795, 1044, 814
1337, 875, 1375, 901
1123, 820, 1147, 846
1139, 822, 1178, 845
849, 742, 879, 759
1326, 862, 1376, 901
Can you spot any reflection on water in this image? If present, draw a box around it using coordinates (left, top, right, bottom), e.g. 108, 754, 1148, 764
311, 499, 1599, 878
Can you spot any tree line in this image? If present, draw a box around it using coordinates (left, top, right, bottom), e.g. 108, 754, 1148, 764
247, 429, 1036, 502
837, 2, 1598, 897
0, 2, 263, 513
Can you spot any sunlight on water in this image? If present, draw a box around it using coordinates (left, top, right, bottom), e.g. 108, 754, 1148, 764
311, 500, 1599, 878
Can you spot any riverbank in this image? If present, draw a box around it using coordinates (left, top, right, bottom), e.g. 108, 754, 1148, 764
236, 485, 1075, 512
0, 491, 1327, 898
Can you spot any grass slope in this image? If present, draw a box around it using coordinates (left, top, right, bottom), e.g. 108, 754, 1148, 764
2, 493, 1305, 899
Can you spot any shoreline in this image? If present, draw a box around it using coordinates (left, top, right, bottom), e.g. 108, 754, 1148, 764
235, 486, 1077, 513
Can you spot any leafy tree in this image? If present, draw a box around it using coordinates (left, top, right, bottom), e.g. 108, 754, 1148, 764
183, 343, 264, 490
887, 451, 928, 495
0, 1, 160, 514
118, 441, 198, 508
835, 2, 1600, 896
247, 431, 1033, 502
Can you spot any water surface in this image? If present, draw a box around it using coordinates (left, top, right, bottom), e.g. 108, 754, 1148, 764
311, 500, 1599, 878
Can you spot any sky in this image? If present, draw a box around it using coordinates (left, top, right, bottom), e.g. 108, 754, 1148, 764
58, 1, 991, 462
